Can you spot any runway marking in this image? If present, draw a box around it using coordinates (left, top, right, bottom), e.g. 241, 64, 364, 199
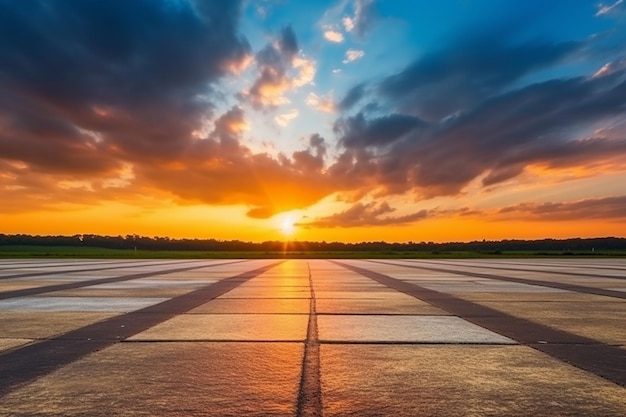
0, 259, 207, 281
444, 259, 626, 272
407, 259, 626, 281
0, 260, 246, 300
333, 261, 626, 387
0, 259, 159, 272
0, 261, 282, 397
367, 260, 626, 300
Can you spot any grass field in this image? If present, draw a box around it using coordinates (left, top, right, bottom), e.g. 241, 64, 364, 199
1, 245, 625, 259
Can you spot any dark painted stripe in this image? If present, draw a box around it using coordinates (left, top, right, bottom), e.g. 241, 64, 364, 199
332, 261, 626, 387
0, 259, 203, 280
0, 261, 282, 397
0, 260, 247, 300
368, 260, 626, 300
0, 259, 150, 272
460, 259, 626, 273
296, 262, 323, 417
410, 259, 626, 281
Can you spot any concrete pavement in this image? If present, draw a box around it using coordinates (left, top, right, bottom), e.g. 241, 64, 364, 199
0, 258, 624, 416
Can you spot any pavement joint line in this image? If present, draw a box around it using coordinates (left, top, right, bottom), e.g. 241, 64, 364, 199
296, 262, 323, 417
0, 260, 284, 397
407, 259, 626, 281
332, 261, 626, 387
0, 259, 210, 281
367, 259, 626, 300
0, 260, 248, 300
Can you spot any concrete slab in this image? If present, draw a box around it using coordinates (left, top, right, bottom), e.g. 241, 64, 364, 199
89, 278, 219, 288
314, 290, 417, 300
190, 298, 310, 314
219, 286, 310, 296
316, 298, 449, 315
0, 312, 118, 338
217, 289, 311, 299
0, 342, 302, 417
419, 282, 568, 293
318, 315, 516, 344
128, 314, 308, 341
471, 301, 626, 344
44, 287, 193, 298
320, 345, 626, 417
0, 297, 168, 312
456, 292, 614, 302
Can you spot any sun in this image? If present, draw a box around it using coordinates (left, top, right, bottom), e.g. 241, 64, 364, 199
280, 216, 296, 237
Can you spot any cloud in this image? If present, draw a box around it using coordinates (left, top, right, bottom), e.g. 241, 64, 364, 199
338, 82, 367, 110
274, 109, 299, 127
0, 2, 332, 218
304, 194, 626, 228
292, 55, 317, 87
498, 196, 626, 221
335, 112, 426, 148
246, 26, 316, 108
345, 0, 378, 39
321, 0, 377, 44
328, 26, 626, 199
292, 134, 327, 173
2, 1, 625, 227
342, 16, 355, 32
596, 0, 624, 16
302, 201, 429, 227
134, 106, 335, 218
343, 49, 365, 63
246, 26, 299, 107
305, 92, 336, 113
379, 33, 581, 121
0, 0, 251, 168
593, 57, 626, 78
324, 30, 344, 43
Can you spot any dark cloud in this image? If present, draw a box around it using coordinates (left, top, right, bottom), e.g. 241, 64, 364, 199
277, 26, 299, 58
335, 112, 426, 148
307, 193, 626, 229
338, 82, 367, 111
309, 133, 327, 158
0, 1, 331, 218
0, 0, 251, 169
330, 29, 626, 198
498, 196, 626, 221
379, 34, 581, 121
302, 201, 429, 228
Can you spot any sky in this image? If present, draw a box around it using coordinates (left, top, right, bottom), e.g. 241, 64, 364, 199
1, 0, 626, 243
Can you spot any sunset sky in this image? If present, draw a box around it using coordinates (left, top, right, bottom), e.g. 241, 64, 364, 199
1, 0, 626, 242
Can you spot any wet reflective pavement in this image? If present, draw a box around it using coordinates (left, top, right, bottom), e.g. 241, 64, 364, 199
0, 259, 624, 416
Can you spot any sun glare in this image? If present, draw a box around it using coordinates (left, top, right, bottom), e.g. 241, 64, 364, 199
280, 216, 296, 237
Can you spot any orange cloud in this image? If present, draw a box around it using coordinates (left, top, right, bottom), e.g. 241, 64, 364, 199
324, 30, 344, 43
245, 27, 317, 108
305, 92, 336, 113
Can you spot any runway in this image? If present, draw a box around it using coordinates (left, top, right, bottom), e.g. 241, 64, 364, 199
0, 258, 624, 416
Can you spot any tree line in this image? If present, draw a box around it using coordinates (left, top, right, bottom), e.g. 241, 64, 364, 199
1, 234, 625, 252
